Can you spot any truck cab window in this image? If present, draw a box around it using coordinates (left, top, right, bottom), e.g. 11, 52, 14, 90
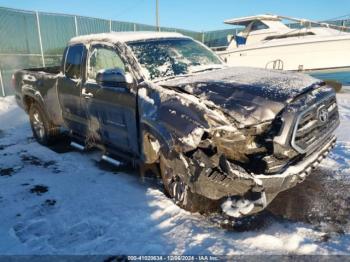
88, 46, 126, 81
65, 45, 84, 79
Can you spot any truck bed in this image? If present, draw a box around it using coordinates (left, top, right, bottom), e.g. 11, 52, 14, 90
21, 66, 61, 75
13, 66, 63, 126
13, 66, 61, 97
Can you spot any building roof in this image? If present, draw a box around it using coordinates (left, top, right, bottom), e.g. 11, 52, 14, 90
69, 31, 187, 45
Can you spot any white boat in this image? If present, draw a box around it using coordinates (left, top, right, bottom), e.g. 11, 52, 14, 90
217, 14, 350, 71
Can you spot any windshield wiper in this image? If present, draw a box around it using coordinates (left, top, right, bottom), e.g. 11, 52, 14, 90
190, 65, 225, 74
153, 74, 190, 83
153, 65, 225, 83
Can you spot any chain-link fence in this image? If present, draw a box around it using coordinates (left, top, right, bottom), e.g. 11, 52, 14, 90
0, 7, 205, 96
0, 6, 349, 96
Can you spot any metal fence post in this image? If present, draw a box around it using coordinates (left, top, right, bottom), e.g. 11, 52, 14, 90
109, 19, 112, 32
134, 23, 136, 31
0, 69, 5, 97
74, 15, 79, 36
36, 11, 45, 67
201, 32, 205, 43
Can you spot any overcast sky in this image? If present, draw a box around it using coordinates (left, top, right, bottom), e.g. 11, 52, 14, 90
1, 0, 350, 31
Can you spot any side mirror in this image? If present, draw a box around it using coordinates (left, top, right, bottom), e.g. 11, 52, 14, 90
96, 68, 133, 86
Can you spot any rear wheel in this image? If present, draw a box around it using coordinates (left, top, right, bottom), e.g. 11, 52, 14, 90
29, 103, 60, 145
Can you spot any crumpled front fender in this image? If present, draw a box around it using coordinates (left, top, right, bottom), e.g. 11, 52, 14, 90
138, 81, 229, 160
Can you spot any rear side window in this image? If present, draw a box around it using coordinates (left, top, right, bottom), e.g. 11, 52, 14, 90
65, 45, 84, 79
88, 45, 126, 80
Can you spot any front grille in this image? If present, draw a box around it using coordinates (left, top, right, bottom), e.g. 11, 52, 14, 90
291, 95, 339, 154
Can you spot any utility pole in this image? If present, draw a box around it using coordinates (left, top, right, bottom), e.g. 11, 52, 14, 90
156, 0, 160, 31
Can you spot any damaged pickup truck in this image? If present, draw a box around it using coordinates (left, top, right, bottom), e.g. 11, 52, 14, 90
13, 32, 340, 217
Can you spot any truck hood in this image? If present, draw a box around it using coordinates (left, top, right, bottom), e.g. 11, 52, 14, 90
159, 67, 321, 126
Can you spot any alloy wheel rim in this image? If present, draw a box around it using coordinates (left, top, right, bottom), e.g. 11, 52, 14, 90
32, 110, 45, 139
168, 175, 185, 203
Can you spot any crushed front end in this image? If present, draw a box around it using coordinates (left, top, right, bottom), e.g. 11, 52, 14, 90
173, 85, 339, 217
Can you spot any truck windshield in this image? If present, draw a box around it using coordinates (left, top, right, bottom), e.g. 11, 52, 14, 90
128, 38, 223, 81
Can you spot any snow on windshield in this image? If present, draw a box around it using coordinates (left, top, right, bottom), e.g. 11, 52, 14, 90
128, 38, 222, 80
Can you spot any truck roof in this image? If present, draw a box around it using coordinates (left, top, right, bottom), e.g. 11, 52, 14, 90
69, 31, 188, 45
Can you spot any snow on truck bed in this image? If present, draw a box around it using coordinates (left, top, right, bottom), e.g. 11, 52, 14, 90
0, 93, 349, 255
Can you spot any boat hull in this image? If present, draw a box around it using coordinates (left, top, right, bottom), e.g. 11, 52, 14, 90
217, 36, 350, 71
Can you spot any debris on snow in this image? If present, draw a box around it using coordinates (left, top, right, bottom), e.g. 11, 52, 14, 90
30, 185, 49, 196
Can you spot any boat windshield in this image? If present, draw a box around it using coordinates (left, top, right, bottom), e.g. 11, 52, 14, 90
241, 20, 270, 36
249, 20, 269, 32
128, 38, 223, 80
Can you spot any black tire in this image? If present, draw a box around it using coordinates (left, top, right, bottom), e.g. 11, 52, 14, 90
29, 103, 60, 146
159, 155, 219, 214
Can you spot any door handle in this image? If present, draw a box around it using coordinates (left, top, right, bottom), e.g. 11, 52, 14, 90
82, 88, 94, 98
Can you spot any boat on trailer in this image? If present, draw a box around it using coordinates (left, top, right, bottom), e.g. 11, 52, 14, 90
217, 14, 350, 71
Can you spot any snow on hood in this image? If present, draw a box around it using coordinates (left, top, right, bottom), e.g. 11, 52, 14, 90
159, 67, 321, 125
160, 67, 320, 100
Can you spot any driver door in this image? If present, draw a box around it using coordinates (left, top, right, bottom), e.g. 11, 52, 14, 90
82, 43, 139, 156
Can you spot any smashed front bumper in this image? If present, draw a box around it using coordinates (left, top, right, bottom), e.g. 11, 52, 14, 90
255, 137, 336, 194
243, 135, 337, 216
187, 136, 336, 218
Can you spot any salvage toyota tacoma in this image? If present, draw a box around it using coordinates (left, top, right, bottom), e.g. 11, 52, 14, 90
12, 32, 340, 217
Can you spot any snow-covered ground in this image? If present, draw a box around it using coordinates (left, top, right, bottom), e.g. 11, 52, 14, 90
0, 92, 349, 255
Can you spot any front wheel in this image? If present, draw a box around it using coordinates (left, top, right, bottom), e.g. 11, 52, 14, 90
159, 155, 219, 214
29, 103, 60, 145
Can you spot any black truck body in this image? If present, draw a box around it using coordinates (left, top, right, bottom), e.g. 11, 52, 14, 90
12, 32, 340, 217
